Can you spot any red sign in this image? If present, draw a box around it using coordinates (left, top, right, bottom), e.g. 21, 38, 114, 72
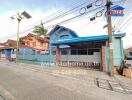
111, 10, 124, 15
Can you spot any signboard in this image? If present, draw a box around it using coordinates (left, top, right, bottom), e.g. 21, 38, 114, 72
111, 5, 125, 16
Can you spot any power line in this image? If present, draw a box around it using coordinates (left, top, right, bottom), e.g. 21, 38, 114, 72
19, 0, 104, 34
6, 0, 105, 40
41, 0, 104, 25
49, 6, 105, 26
21, 0, 92, 32
19, 0, 96, 34
20, 5, 105, 34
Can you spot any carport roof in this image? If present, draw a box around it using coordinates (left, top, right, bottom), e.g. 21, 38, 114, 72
51, 33, 125, 45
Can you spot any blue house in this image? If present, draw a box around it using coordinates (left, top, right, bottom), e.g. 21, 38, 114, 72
49, 25, 125, 74
49, 25, 78, 41
48, 25, 78, 55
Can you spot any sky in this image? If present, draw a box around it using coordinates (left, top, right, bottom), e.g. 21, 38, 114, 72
0, 0, 132, 48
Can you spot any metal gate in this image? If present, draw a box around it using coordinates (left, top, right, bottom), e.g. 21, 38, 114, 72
58, 48, 101, 69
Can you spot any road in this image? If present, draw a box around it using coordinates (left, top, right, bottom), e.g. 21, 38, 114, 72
0, 62, 131, 100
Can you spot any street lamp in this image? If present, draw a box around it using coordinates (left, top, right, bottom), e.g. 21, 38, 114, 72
10, 11, 32, 63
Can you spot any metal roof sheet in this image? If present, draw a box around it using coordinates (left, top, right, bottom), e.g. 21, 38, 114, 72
51, 33, 125, 45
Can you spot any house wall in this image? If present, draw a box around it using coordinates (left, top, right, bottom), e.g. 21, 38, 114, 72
49, 28, 78, 61
105, 37, 124, 73
24, 37, 49, 50
113, 37, 124, 66
50, 29, 77, 43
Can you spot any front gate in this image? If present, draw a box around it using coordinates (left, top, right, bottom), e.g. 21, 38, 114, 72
58, 48, 101, 70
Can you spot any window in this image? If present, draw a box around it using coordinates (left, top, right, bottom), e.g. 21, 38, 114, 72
78, 49, 87, 55
32, 42, 36, 46
71, 50, 77, 55
130, 52, 132, 56
93, 49, 100, 52
59, 35, 69, 39
88, 49, 94, 55
27, 41, 30, 46
61, 50, 68, 55
87, 49, 100, 55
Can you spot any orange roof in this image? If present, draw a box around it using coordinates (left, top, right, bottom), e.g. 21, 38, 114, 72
24, 33, 49, 42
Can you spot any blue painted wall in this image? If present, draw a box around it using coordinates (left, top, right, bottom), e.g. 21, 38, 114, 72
105, 36, 124, 73
49, 25, 78, 60
50, 28, 78, 43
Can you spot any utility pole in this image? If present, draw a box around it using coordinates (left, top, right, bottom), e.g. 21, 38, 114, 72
106, 0, 114, 76
16, 16, 21, 63
11, 11, 32, 63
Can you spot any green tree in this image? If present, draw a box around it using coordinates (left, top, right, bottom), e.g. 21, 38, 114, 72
33, 21, 48, 36
19, 37, 24, 45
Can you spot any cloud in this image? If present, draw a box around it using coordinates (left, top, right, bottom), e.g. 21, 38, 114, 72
0, 5, 132, 49
0, 8, 59, 42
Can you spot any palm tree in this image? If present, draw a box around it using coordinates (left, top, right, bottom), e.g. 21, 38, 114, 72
33, 21, 48, 37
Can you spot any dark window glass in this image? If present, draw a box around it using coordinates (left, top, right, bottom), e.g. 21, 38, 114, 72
88, 49, 94, 55
78, 49, 87, 55
61, 50, 67, 55
60, 35, 69, 39
130, 52, 132, 56
93, 49, 100, 52
71, 50, 77, 55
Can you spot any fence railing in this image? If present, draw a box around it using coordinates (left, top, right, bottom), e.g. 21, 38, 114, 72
18, 54, 56, 66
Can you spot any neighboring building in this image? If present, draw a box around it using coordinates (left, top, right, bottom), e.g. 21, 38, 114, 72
18, 33, 50, 63
49, 25, 125, 74
0, 34, 49, 61
22, 33, 49, 51
0, 43, 7, 48
0, 39, 16, 61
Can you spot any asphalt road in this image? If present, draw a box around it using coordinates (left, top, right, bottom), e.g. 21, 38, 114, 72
0, 62, 131, 100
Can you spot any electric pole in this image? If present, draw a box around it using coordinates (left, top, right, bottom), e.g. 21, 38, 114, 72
106, 0, 114, 76
11, 11, 32, 63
